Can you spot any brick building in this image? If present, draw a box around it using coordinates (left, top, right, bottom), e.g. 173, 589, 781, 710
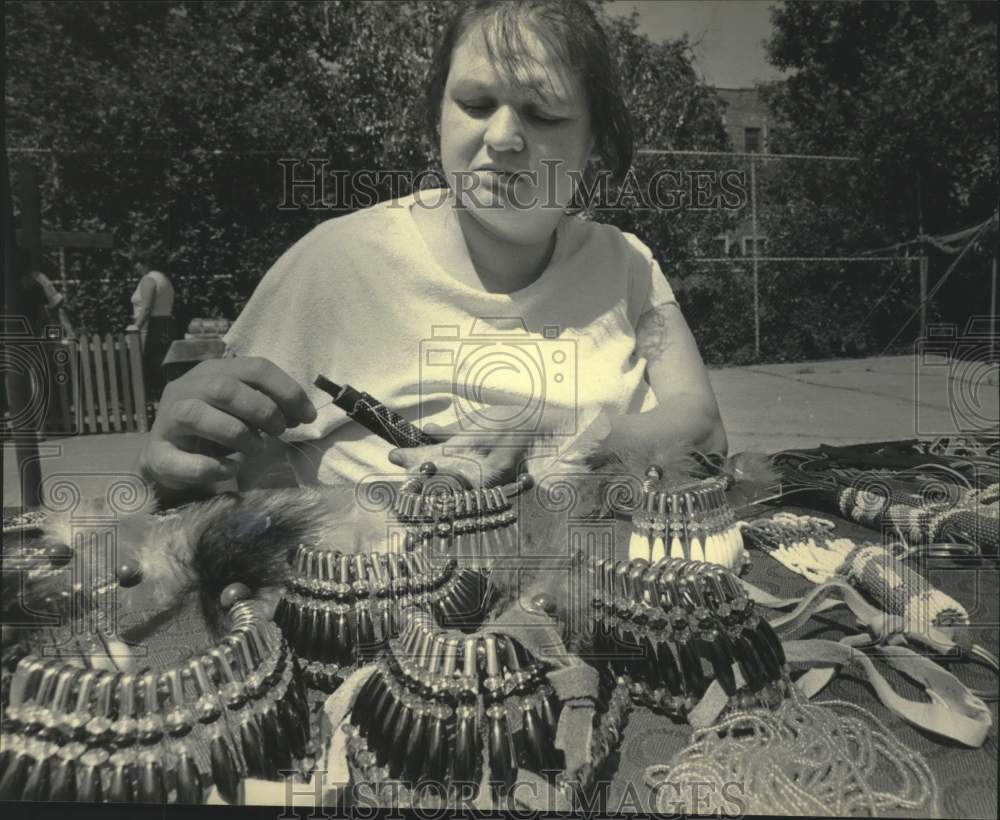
713, 87, 772, 258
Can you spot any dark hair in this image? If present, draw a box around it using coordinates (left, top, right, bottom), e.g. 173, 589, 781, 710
423, 0, 633, 183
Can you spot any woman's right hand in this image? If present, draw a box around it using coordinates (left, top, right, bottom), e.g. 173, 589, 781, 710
138, 357, 317, 490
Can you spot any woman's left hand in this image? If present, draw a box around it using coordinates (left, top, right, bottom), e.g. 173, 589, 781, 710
387, 422, 528, 487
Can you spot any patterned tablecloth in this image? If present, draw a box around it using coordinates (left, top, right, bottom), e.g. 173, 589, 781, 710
3, 500, 997, 816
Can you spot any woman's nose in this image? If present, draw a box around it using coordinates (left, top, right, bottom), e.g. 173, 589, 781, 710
483, 105, 525, 153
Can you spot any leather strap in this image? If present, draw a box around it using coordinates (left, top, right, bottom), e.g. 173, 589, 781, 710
744, 576, 993, 746
784, 638, 992, 747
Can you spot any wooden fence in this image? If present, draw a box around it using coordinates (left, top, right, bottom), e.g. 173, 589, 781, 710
51, 329, 149, 435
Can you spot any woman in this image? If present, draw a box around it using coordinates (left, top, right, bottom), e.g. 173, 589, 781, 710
131, 257, 179, 403
138, 0, 726, 499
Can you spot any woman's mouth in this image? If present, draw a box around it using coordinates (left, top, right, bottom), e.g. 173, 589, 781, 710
479, 169, 515, 190
476, 171, 539, 207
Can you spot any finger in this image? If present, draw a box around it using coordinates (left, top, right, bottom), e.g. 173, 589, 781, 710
429, 458, 483, 488
214, 357, 317, 425
422, 421, 464, 438
143, 443, 239, 489
387, 445, 485, 487
388, 445, 439, 470
388, 441, 484, 471
165, 399, 267, 457
187, 376, 289, 437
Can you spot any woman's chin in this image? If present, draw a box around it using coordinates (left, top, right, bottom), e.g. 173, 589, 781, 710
461, 198, 565, 246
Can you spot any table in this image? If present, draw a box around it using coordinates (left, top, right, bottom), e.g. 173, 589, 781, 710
3, 500, 996, 816
162, 337, 227, 382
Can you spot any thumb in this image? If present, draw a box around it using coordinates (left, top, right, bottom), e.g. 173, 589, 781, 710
387, 448, 411, 468
388, 445, 439, 470
422, 419, 464, 440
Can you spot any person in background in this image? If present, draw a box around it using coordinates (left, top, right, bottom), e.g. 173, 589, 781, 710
130, 257, 179, 403
6, 248, 55, 437
16, 249, 52, 338
29, 262, 76, 339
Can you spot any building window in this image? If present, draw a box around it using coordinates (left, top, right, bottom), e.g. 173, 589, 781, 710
744, 127, 762, 153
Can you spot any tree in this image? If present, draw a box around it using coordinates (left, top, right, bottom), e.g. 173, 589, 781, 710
757, 1, 998, 350
5, 1, 730, 349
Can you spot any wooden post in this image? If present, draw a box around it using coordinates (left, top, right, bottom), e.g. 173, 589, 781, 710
104, 333, 122, 432
117, 334, 136, 432
49, 151, 68, 289
991, 254, 998, 362
80, 333, 98, 433
68, 337, 80, 433
919, 254, 928, 340
750, 157, 760, 360
16, 158, 43, 272
126, 328, 149, 432
4, 155, 44, 506
91, 332, 109, 433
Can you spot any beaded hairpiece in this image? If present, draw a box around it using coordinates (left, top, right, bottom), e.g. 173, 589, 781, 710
274, 543, 490, 693
343, 607, 566, 801
585, 556, 786, 717
626, 469, 748, 571
0, 487, 334, 805
393, 465, 535, 562
0, 590, 308, 805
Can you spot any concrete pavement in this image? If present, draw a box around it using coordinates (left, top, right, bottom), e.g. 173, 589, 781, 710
713, 354, 998, 454
4, 354, 997, 507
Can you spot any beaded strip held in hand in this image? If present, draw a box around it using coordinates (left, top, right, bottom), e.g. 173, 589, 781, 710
274, 543, 491, 693
627, 470, 748, 572
343, 606, 565, 802
0, 592, 309, 805
587, 556, 789, 718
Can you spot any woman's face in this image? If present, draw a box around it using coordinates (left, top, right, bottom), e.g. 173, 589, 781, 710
438, 23, 595, 246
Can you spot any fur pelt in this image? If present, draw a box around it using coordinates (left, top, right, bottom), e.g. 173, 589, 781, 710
8, 409, 775, 639
8, 485, 392, 637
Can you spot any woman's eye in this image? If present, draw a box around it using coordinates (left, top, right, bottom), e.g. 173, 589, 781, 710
526, 110, 566, 125
459, 101, 493, 114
